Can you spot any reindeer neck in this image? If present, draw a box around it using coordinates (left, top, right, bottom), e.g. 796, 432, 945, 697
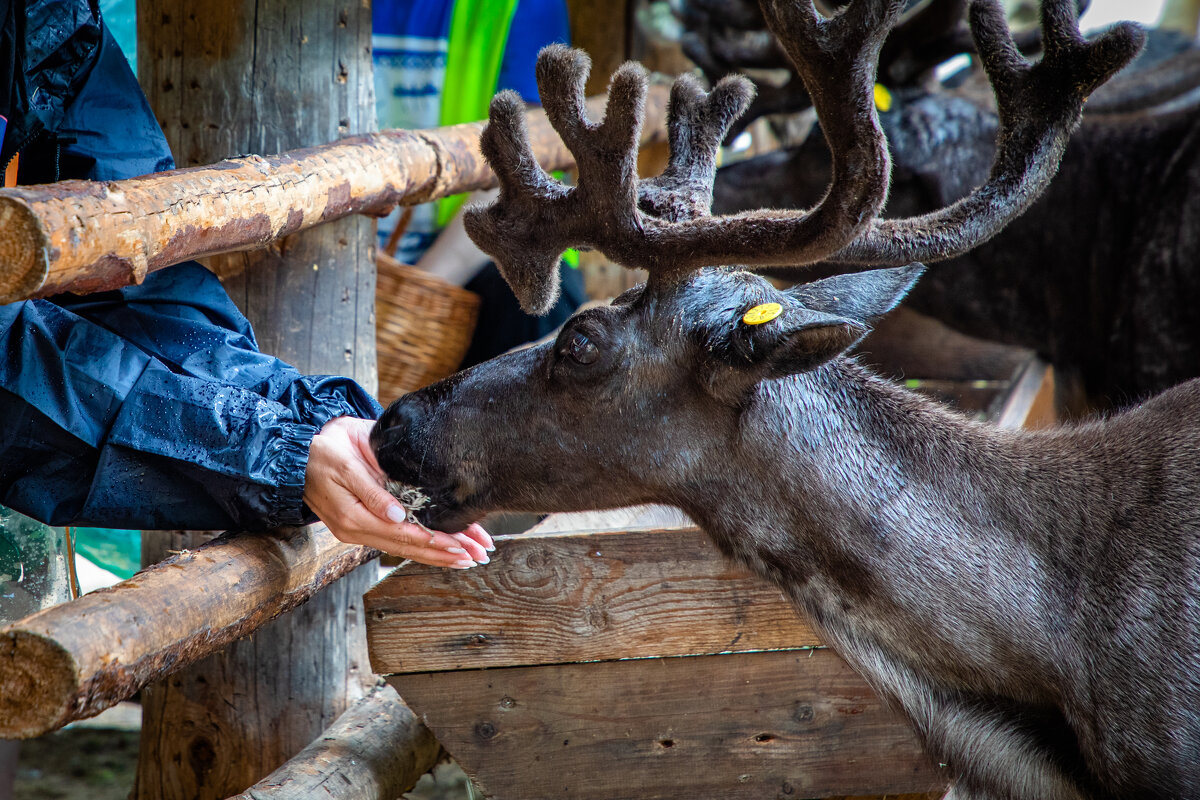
678, 357, 1095, 692
689, 357, 1052, 557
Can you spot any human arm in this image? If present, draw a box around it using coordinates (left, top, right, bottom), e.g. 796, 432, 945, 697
0, 266, 490, 564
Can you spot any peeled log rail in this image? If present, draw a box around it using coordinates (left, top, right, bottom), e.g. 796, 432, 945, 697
0, 523, 376, 739
228, 684, 441, 800
0, 84, 671, 304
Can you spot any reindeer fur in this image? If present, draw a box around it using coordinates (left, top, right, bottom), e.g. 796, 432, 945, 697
371, 1, 1176, 795
374, 266, 1200, 799
707, 24, 1200, 411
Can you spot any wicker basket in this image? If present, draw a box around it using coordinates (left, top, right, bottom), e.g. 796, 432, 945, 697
375, 252, 480, 403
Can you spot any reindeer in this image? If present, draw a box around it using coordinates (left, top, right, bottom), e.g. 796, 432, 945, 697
689, 0, 1200, 412
369, 1, 1200, 797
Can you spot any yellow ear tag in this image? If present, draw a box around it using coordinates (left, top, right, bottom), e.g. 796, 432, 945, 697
874, 83, 893, 113
742, 302, 783, 325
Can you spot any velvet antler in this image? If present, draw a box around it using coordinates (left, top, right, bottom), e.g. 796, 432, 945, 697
466, 0, 903, 314
464, 47, 756, 314
825, 0, 1144, 267
465, 0, 1141, 315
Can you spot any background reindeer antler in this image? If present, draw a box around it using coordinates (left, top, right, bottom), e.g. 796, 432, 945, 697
827, 0, 1144, 267
465, 0, 1143, 315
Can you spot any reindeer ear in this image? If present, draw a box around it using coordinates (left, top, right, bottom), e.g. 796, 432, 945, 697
789, 264, 926, 322
729, 306, 867, 377
724, 264, 924, 378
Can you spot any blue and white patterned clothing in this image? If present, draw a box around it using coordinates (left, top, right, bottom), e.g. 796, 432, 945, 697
372, 0, 569, 263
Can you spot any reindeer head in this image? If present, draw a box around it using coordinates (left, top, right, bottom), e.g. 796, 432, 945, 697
372, 263, 923, 530
371, 0, 1142, 531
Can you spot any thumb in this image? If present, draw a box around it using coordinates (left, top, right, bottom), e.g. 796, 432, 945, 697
345, 463, 407, 525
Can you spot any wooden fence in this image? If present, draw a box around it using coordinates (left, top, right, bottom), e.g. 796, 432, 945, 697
0, 86, 669, 798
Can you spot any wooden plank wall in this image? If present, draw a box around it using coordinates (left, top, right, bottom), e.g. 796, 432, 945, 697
367, 527, 819, 673
391, 650, 946, 800
367, 528, 949, 799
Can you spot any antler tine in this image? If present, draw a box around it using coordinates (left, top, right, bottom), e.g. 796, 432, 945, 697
822, 0, 1145, 269
654, 0, 903, 270
679, 20, 802, 143
468, 88, 571, 315
638, 74, 755, 225
466, 45, 649, 314
468, 0, 904, 312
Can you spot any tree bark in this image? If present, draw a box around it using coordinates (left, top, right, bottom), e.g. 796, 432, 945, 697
0, 524, 375, 740
135, 2, 379, 797
227, 684, 441, 800
0, 86, 671, 304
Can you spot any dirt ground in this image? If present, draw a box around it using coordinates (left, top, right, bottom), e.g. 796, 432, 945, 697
11, 726, 475, 800
13, 728, 139, 800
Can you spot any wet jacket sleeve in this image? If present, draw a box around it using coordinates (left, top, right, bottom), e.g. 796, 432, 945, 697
0, 8, 379, 531
0, 263, 382, 530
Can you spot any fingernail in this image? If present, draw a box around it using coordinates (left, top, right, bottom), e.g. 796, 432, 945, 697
446, 547, 468, 555
475, 554, 490, 565
386, 505, 405, 523
477, 527, 496, 551
451, 559, 476, 569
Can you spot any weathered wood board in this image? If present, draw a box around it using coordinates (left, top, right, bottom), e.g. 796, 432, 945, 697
388, 649, 948, 799
364, 332, 1053, 799
367, 527, 948, 799
366, 527, 820, 674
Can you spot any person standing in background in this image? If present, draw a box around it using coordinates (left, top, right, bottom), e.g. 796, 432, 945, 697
373, 0, 587, 366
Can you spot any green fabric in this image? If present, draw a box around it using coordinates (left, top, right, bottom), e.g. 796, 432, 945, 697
437, 0, 521, 228
73, 528, 140, 580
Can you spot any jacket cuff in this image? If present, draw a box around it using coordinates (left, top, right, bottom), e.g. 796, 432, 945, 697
297, 381, 384, 432
265, 421, 319, 527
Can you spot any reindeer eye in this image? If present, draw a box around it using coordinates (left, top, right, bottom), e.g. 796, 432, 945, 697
566, 331, 599, 365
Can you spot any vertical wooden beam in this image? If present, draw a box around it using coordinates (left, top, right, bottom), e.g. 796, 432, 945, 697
1160, 0, 1200, 37
135, 2, 378, 797
565, 0, 632, 96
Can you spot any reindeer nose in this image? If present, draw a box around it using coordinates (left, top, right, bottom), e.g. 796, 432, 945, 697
370, 392, 435, 483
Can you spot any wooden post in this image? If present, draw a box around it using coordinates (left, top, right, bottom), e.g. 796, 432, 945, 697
134, 2, 379, 796
566, 0, 632, 96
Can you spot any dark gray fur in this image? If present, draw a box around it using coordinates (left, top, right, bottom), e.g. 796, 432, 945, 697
371, 1, 1184, 796
372, 265, 1200, 799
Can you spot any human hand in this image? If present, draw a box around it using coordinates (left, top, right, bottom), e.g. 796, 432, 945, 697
303, 416, 493, 567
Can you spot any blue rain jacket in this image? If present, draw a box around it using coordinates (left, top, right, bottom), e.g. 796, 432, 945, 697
0, 1, 381, 530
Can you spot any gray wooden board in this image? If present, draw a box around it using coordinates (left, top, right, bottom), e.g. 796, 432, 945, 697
389, 649, 950, 799
366, 527, 821, 674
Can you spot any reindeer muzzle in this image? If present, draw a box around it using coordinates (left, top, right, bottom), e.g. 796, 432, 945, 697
371, 391, 454, 504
